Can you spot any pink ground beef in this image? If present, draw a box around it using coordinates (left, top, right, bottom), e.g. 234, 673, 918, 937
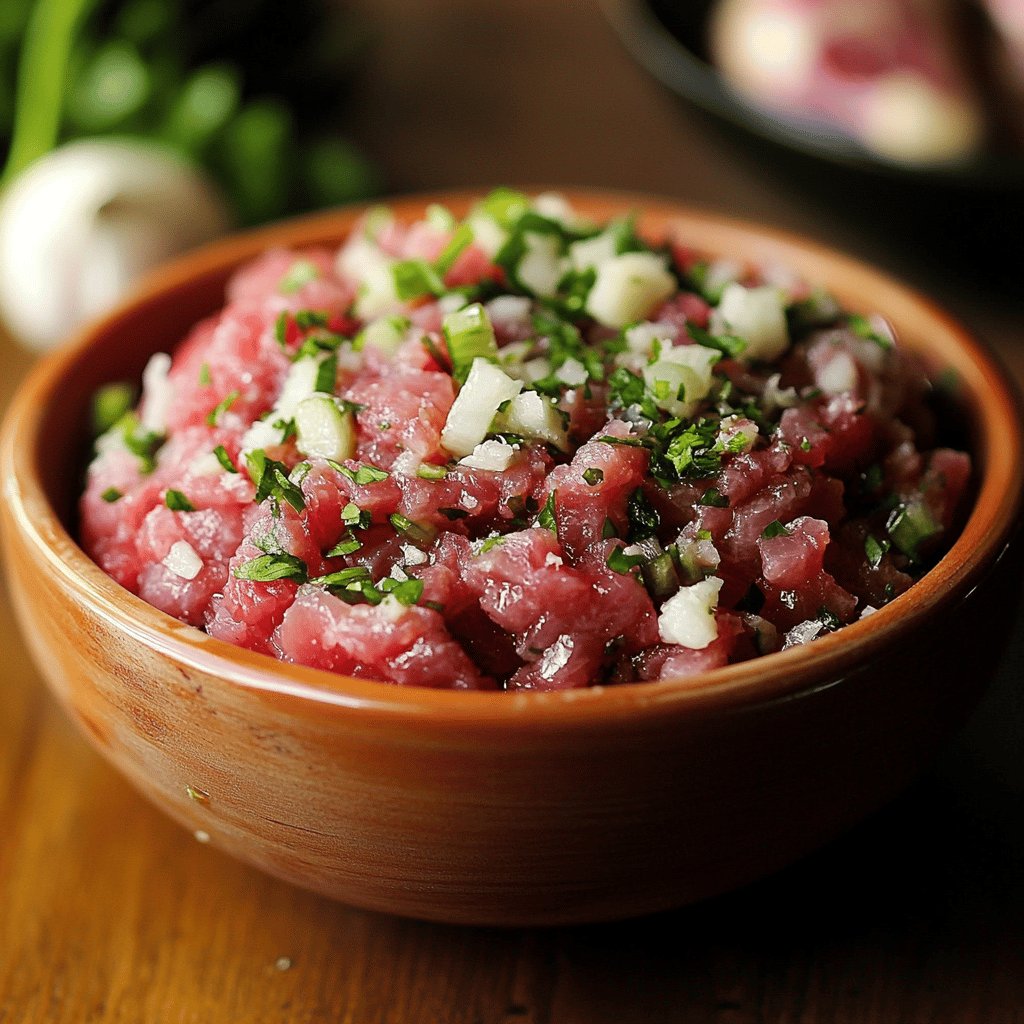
81, 192, 970, 690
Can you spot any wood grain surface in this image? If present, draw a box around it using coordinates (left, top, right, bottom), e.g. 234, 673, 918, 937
2, 0, 1022, 1020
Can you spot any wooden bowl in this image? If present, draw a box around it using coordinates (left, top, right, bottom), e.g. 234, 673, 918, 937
2, 191, 1021, 926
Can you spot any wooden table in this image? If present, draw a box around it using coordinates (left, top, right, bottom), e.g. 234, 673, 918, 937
2, 2, 1022, 1020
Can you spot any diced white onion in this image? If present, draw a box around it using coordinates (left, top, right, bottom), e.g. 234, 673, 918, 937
140, 353, 174, 435
555, 357, 589, 387
240, 419, 281, 457
162, 540, 203, 581
353, 259, 403, 319
658, 576, 724, 649
359, 315, 409, 357
817, 352, 859, 395
459, 439, 518, 472
440, 358, 523, 458
643, 344, 719, 418
714, 283, 789, 363
567, 230, 618, 272
276, 357, 322, 418
465, 212, 507, 258
624, 321, 675, 355
517, 232, 564, 298
437, 292, 466, 315
532, 191, 586, 229
586, 252, 676, 328
783, 619, 824, 648
486, 294, 532, 327
188, 452, 225, 477
401, 543, 429, 566
502, 390, 569, 450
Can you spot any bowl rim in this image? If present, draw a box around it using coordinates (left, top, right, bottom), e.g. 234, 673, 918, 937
3, 187, 1021, 727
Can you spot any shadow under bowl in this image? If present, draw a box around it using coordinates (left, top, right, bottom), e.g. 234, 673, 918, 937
1, 190, 1021, 926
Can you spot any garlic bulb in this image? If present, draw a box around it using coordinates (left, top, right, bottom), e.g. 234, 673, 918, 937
0, 138, 232, 350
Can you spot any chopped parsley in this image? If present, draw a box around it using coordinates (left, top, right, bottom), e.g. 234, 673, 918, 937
100, 487, 122, 503
626, 488, 660, 542
606, 546, 645, 575
686, 323, 746, 359
206, 389, 240, 427
233, 553, 308, 583
377, 576, 425, 606
848, 313, 892, 349
341, 501, 373, 530
331, 462, 389, 486
164, 489, 195, 512
117, 414, 163, 473
246, 450, 305, 512
213, 445, 237, 473
537, 491, 558, 533
295, 309, 330, 332
582, 467, 604, 486
389, 513, 436, 546
864, 534, 890, 569
92, 382, 135, 436
198, 362, 211, 386
309, 565, 372, 588
762, 520, 790, 539
325, 531, 362, 557
314, 354, 337, 394
393, 258, 445, 301
699, 487, 729, 508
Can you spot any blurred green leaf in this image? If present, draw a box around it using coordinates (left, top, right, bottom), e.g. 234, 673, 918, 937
113, 0, 175, 47
161, 63, 240, 153
216, 98, 293, 224
3, 0, 98, 182
66, 39, 151, 132
302, 136, 381, 208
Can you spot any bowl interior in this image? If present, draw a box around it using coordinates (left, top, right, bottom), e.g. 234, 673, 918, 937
8, 190, 1023, 718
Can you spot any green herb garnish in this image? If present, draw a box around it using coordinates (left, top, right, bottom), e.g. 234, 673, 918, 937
393, 258, 445, 301
606, 546, 645, 575
165, 489, 195, 512
626, 488, 659, 541
326, 531, 362, 558
537, 491, 558, 533
699, 487, 729, 508
279, 259, 319, 295
213, 445, 237, 473
341, 501, 372, 530
92, 382, 134, 436
206, 389, 240, 427
233, 553, 308, 583
864, 534, 890, 569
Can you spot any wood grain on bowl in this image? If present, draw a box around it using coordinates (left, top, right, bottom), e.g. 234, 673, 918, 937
1, 192, 1021, 925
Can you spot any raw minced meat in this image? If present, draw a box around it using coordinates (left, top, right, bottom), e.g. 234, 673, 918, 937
81, 190, 971, 690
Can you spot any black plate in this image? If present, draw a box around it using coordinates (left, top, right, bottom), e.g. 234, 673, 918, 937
602, 0, 1024, 194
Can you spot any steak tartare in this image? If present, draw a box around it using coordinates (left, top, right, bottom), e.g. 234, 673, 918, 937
81, 192, 970, 690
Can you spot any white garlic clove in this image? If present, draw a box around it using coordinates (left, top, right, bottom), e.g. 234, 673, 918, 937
0, 138, 232, 351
